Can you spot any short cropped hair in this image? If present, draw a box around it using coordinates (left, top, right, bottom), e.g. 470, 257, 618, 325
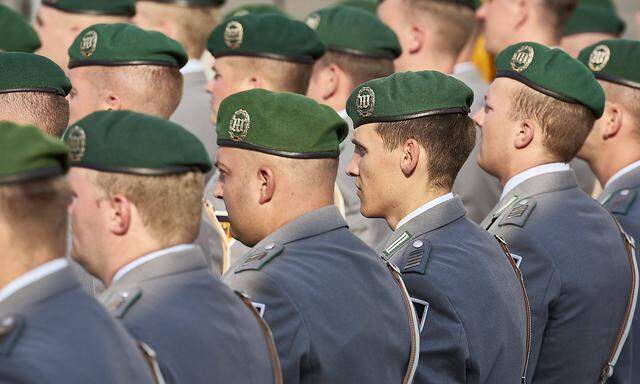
92, 171, 205, 247
0, 92, 70, 137
238, 56, 313, 94
0, 177, 71, 251
376, 113, 476, 189
541, 0, 578, 31
90, 65, 183, 118
600, 81, 640, 140
315, 51, 395, 88
404, 0, 476, 57
508, 83, 595, 162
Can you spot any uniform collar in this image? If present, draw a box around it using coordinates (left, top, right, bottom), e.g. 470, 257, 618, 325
252, 206, 348, 250
453, 61, 476, 76
396, 193, 455, 229
337, 109, 349, 121
501, 162, 571, 200
604, 160, 640, 194
112, 244, 196, 283
0, 261, 77, 318
180, 59, 203, 75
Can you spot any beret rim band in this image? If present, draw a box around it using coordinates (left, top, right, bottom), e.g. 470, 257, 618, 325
594, 73, 640, 92
71, 163, 206, 176
353, 107, 471, 128
217, 139, 340, 159
327, 47, 398, 60
0, 87, 67, 97
68, 59, 180, 69
138, 0, 225, 7
0, 164, 65, 185
495, 70, 584, 107
211, 50, 315, 65
41, 3, 134, 16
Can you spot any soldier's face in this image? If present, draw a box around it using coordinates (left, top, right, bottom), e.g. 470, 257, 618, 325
561, 33, 616, 59
67, 68, 107, 124
475, 78, 516, 178
206, 57, 254, 121
348, 124, 402, 220
476, 0, 520, 56
34, 6, 74, 69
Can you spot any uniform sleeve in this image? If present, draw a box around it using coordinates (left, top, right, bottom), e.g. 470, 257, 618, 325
494, 225, 562, 382
224, 270, 310, 384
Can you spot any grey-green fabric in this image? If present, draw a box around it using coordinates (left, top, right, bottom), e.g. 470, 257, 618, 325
564, 0, 625, 36
63, 110, 212, 175
137, 0, 225, 6
207, 13, 325, 64
306, 5, 401, 59
338, 0, 377, 13
68, 23, 187, 69
495, 42, 605, 118
347, 71, 473, 128
0, 4, 41, 53
216, 89, 347, 158
41, 0, 135, 16
222, 4, 286, 21
578, 39, 640, 91
0, 52, 71, 96
0, 121, 68, 184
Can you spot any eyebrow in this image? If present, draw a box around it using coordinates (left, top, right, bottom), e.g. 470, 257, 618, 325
351, 138, 366, 149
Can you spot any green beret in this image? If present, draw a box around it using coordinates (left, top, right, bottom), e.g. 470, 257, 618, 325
216, 89, 348, 159
137, 0, 225, 6
0, 121, 68, 185
564, 0, 625, 37
347, 71, 473, 128
68, 23, 187, 69
41, 0, 135, 16
0, 5, 41, 53
578, 39, 640, 91
306, 5, 401, 59
495, 42, 605, 118
63, 110, 212, 175
207, 13, 325, 64
0, 52, 71, 96
338, 0, 378, 13
222, 4, 287, 21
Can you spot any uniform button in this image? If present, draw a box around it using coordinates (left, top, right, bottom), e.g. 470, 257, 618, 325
621, 189, 630, 196
412, 240, 424, 248
520, 199, 528, 205
265, 243, 276, 250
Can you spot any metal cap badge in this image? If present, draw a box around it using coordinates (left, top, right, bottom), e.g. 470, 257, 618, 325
588, 45, 611, 72
79, 30, 98, 58
67, 125, 86, 162
511, 45, 534, 72
229, 109, 250, 141
305, 13, 321, 30
224, 21, 244, 49
356, 87, 376, 117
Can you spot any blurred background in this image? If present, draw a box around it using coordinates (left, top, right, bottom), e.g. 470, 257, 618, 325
2, 0, 638, 39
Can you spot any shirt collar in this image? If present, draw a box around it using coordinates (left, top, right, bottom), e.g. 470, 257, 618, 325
112, 244, 196, 284
337, 109, 349, 121
605, 160, 640, 191
396, 193, 455, 229
501, 162, 571, 200
180, 59, 203, 75
453, 62, 476, 75
0, 258, 68, 304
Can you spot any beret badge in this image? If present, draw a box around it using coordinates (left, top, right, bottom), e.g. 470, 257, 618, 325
224, 21, 244, 49
511, 45, 534, 72
79, 30, 98, 58
588, 45, 611, 72
305, 13, 321, 30
67, 125, 86, 162
356, 87, 376, 118
229, 109, 250, 142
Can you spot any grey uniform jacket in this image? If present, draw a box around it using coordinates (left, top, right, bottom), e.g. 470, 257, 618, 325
0, 265, 154, 383
382, 196, 528, 383
482, 169, 635, 383
223, 206, 414, 384
599, 167, 640, 384
100, 246, 275, 384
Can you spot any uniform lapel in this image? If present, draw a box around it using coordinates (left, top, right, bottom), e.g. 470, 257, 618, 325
600, 168, 640, 204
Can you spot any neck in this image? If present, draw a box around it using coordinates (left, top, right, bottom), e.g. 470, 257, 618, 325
513, 27, 559, 50
387, 187, 450, 230
266, 194, 335, 239
403, 51, 456, 74
498, 153, 559, 186
586, 146, 640, 187
100, 238, 164, 286
0, 247, 59, 290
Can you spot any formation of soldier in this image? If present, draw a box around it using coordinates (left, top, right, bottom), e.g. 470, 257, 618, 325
0, 0, 639, 383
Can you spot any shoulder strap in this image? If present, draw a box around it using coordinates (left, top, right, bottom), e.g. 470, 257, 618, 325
494, 236, 531, 384
234, 291, 283, 384
385, 261, 420, 384
138, 342, 167, 384
599, 218, 639, 384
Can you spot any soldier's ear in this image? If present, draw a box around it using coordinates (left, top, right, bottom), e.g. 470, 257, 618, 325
104, 93, 122, 112
321, 64, 340, 100
257, 166, 275, 205
400, 138, 420, 177
513, 0, 528, 28
514, 119, 535, 150
407, 24, 424, 55
602, 103, 623, 140
108, 194, 133, 236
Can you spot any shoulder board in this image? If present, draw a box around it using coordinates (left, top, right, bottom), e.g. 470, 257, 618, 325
604, 189, 637, 215
104, 287, 142, 319
235, 242, 284, 274
382, 231, 413, 261
499, 198, 536, 228
400, 236, 432, 275
0, 315, 25, 357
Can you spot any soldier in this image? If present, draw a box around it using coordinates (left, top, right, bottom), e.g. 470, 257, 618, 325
561, 0, 625, 58
346, 71, 529, 383
305, 5, 398, 248
33, 0, 134, 69
64, 110, 279, 384
577, 39, 640, 383
133, 0, 224, 162
66, 23, 186, 124
0, 4, 41, 53
377, 0, 501, 224
477, 42, 637, 383
218, 89, 419, 384
0, 52, 70, 137
0, 122, 156, 384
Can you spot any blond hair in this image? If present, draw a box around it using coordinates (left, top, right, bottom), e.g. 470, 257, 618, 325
0, 92, 69, 138
315, 51, 395, 88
